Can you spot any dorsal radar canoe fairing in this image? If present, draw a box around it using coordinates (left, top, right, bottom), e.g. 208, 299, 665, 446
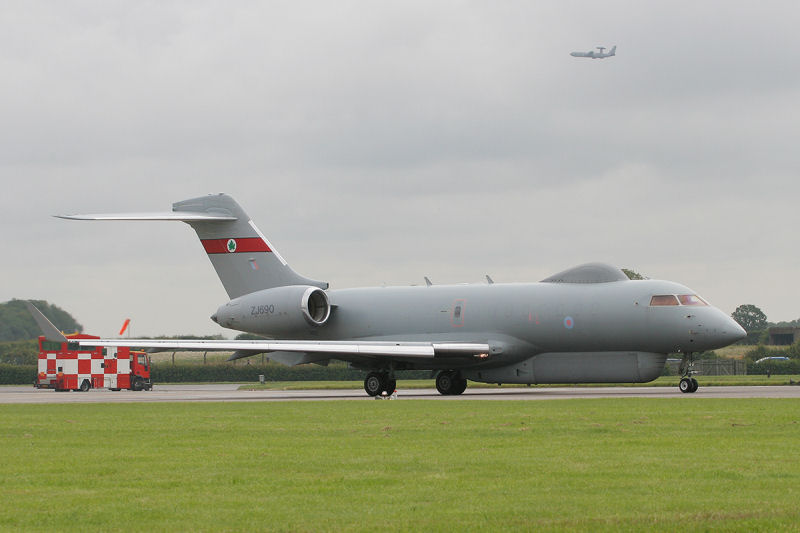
541, 263, 629, 283
58, 193, 746, 396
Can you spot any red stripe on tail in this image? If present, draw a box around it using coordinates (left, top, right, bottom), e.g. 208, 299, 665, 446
201, 238, 272, 254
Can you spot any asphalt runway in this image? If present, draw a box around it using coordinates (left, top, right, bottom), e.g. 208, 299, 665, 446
2, 384, 800, 403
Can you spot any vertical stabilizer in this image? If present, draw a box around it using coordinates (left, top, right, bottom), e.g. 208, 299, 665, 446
173, 194, 328, 298
609, 45, 617, 56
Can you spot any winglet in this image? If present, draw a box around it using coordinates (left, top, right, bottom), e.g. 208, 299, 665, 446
24, 301, 68, 343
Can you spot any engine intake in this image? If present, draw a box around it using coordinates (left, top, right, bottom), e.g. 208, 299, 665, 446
301, 286, 331, 326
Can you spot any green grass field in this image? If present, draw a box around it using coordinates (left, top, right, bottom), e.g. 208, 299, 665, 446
2, 400, 799, 532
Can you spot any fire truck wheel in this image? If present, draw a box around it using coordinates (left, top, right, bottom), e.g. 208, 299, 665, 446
79, 380, 91, 392
132, 377, 144, 391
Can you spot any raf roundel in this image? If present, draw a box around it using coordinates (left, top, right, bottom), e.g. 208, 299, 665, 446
564, 316, 575, 330
226, 239, 237, 253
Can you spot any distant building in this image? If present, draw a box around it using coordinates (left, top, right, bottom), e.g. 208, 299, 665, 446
768, 327, 800, 345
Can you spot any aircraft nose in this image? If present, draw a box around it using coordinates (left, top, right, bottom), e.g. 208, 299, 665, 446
718, 316, 747, 345
210, 313, 218, 324
726, 318, 747, 342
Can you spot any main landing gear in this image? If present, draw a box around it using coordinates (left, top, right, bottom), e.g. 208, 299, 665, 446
678, 353, 699, 393
364, 371, 396, 397
435, 370, 467, 396
363, 370, 469, 396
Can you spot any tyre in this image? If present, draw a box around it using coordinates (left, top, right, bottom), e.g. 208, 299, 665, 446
436, 371, 455, 395
132, 377, 144, 391
452, 376, 468, 395
79, 380, 91, 392
364, 372, 383, 396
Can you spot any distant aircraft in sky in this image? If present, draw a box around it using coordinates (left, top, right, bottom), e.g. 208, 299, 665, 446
58, 193, 744, 396
571, 45, 616, 59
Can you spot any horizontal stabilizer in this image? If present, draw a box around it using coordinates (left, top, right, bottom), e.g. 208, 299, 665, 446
55, 212, 237, 222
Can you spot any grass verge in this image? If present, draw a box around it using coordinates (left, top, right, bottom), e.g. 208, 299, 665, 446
1, 399, 799, 531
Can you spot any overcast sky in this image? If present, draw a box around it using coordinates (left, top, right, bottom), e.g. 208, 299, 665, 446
2, 1, 798, 337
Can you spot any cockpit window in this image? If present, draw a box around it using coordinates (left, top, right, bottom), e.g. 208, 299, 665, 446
678, 294, 708, 306
650, 295, 679, 306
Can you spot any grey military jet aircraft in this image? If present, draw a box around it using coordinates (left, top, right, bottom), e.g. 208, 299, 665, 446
59, 193, 744, 396
571, 45, 616, 59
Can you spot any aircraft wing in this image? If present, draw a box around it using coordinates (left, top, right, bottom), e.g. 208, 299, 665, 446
77, 338, 493, 363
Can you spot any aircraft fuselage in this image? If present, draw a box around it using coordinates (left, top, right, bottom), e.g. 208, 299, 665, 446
214, 278, 743, 382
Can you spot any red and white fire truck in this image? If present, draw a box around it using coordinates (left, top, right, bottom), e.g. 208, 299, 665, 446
35, 333, 152, 392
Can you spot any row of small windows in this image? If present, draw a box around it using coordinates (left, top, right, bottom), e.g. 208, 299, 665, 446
650, 294, 709, 307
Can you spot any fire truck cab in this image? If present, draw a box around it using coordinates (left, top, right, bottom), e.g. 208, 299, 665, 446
35, 333, 152, 392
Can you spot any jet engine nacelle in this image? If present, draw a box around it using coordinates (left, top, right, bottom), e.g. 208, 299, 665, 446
212, 285, 331, 336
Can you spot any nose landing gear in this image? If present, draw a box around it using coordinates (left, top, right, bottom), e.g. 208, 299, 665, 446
678, 353, 699, 393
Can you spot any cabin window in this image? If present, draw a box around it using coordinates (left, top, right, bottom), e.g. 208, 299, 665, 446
678, 294, 708, 306
650, 295, 679, 306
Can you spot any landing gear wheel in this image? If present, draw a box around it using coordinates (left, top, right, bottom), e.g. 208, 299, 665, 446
452, 376, 468, 395
79, 380, 91, 392
678, 352, 699, 393
364, 372, 383, 397
436, 371, 463, 395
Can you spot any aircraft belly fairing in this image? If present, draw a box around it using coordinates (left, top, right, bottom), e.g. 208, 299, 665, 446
463, 351, 668, 385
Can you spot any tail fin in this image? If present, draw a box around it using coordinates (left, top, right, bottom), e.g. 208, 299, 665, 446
174, 194, 327, 297
609, 45, 616, 56
57, 193, 327, 299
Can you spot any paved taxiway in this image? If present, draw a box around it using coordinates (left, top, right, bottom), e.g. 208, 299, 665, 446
2, 384, 800, 403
